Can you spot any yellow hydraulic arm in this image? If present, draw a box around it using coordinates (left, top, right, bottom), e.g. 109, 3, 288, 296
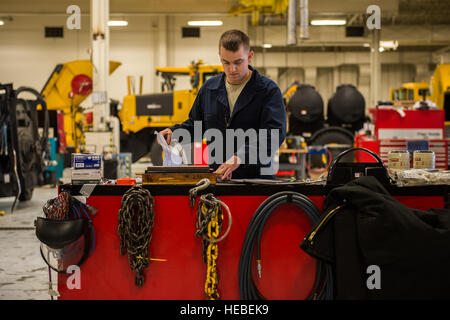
41, 60, 121, 151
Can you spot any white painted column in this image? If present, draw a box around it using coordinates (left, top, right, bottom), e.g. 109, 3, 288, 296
359, 64, 371, 114
265, 67, 279, 82
369, 29, 381, 109
333, 66, 340, 88
153, 15, 168, 92
166, 15, 175, 67
415, 64, 430, 82
304, 66, 317, 87
91, 0, 109, 132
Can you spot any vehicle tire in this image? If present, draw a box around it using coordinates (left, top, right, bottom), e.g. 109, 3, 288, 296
19, 188, 34, 201
308, 126, 355, 163
308, 126, 354, 146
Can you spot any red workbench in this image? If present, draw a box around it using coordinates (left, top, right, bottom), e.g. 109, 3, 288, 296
57, 182, 448, 300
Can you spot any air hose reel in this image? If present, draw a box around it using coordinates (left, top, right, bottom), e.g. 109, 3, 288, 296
239, 191, 334, 300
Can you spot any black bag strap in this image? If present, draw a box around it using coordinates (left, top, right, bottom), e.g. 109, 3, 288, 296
326, 147, 392, 186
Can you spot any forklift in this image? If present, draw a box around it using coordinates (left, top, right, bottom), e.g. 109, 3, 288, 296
0, 83, 49, 210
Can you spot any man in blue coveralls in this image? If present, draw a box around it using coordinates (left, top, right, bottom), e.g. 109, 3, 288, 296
159, 30, 286, 180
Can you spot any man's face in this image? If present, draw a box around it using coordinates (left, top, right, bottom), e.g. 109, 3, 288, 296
219, 44, 254, 85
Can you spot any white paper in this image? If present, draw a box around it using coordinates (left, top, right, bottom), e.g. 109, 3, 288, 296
155, 132, 188, 166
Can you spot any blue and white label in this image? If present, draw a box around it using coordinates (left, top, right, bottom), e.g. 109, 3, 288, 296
72, 154, 102, 170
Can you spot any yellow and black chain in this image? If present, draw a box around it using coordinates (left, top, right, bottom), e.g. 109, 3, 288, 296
195, 193, 223, 300
118, 185, 155, 287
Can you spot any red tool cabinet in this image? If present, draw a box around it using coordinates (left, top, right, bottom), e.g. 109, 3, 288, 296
370, 108, 445, 140
57, 183, 448, 300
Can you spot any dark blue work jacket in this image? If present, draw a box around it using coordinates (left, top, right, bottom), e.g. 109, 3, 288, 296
170, 65, 286, 179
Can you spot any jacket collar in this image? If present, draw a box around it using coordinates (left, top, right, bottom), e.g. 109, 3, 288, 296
208, 65, 265, 118
208, 65, 264, 91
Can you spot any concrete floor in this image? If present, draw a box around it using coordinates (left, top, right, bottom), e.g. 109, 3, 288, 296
0, 185, 58, 300
0, 159, 152, 300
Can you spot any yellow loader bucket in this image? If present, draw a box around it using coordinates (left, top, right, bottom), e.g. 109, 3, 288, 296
40, 60, 121, 150
41, 60, 121, 110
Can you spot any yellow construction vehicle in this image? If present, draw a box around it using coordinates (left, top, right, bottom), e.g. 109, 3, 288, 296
430, 63, 450, 122
117, 60, 223, 164
41, 60, 121, 152
389, 81, 431, 107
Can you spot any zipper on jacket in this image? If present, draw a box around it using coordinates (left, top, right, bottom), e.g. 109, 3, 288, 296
225, 115, 232, 128
307, 204, 345, 243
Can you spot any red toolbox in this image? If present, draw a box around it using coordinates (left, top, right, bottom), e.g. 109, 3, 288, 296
55, 183, 448, 300
370, 107, 445, 140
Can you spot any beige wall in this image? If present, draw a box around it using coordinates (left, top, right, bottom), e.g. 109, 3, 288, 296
0, 14, 246, 102
0, 13, 446, 110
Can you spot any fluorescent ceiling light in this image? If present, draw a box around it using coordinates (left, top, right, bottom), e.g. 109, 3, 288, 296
0, 20, 4, 26
311, 19, 346, 26
263, 43, 272, 48
188, 20, 223, 26
363, 43, 370, 47
380, 40, 399, 49
108, 20, 128, 27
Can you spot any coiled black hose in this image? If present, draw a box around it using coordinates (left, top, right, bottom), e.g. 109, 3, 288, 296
238, 191, 333, 300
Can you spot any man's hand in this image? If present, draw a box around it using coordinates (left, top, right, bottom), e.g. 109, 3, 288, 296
215, 155, 242, 180
158, 128, 172, 145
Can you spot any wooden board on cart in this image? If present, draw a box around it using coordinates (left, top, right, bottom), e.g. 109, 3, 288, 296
141, 166, 219, 185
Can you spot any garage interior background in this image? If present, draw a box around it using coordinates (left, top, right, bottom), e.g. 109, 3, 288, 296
1, 0, 449, 108
1, 0, 450, 302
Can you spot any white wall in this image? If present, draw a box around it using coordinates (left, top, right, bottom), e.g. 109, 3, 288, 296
252, 50, 437, 106
278, 67, 305, 91
0, 14, 247, 103
0, 14, 446, 110
249, 24, 450, 48
380, 64, 417, 101
0, 15, 91, 94
108, 16, 157, 99
165, 15, 247, 90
